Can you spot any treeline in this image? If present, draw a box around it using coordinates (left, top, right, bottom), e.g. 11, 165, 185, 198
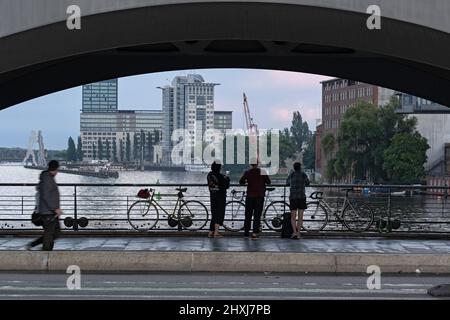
0, 147, 66, 161
66, 130, 161, 163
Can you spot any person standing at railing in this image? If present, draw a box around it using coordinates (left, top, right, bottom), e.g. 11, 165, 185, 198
286, 162, 310, 239
207, 161, 230, 238
239, 158, 271, 239
27, 160, 62, 251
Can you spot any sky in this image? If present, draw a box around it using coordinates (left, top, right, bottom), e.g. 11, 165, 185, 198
0, 69, 331, 150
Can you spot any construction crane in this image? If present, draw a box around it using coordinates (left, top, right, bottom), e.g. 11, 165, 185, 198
243, 93, 258, 134
243, 93, 259, 162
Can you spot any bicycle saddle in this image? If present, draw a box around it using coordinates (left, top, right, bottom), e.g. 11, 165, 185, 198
341, 188, 354, 192
176, 188, 187, 192
266, 187, 275, 192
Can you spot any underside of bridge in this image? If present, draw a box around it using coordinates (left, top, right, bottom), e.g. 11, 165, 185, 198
1, 2, 449, 110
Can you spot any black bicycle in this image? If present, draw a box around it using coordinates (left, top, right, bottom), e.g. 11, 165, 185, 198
224, 187, 290, 232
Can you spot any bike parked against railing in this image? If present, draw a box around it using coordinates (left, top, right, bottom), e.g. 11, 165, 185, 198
127, 187, 209, 231
224, 187, 290, 232
305, 188, 374, 233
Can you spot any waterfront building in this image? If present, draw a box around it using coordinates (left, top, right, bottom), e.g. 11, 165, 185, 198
160, 74, 219, 164
80, 110, 162, 161
396, 93, 450, 176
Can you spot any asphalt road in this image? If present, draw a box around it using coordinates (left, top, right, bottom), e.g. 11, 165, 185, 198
0, 272, 449, 300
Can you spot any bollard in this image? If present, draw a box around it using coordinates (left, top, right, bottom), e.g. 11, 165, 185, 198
73, 185, 78, 231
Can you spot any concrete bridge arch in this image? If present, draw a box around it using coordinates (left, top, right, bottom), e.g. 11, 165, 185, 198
0, 0, 449, 109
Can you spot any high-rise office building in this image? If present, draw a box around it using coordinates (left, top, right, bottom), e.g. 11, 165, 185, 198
82, 79, 118, 113
214, 111, 233, 133
161, 74, 219, 163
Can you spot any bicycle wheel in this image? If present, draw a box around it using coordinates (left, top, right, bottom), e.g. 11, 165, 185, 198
223, 200, 245, 232
127, 200, 159, 231
178, 200, 209, 230
264, 201, 290, 231
342, 201, 374, 232
303, 201, 328, 232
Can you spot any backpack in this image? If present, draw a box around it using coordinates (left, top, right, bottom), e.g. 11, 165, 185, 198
280, 212, 293, 238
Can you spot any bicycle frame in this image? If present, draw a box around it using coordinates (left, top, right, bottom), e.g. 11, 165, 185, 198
143, 190, 189, 220
316, 195, 354, 221
231, 189, 276, 208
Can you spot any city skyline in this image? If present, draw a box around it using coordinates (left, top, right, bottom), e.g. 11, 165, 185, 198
0, 69, 331, 149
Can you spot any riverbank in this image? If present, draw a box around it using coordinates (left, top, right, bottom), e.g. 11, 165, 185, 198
24, 165, 119, 179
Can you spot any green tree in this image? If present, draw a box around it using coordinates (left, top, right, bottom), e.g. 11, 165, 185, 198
303, 133, 316, 170
321, 133, 336, 157
290, 111, 311, 152
67, 137, 77, 162
154, 129, 160, 144
383, 132, 429, 184
147, 131, 154, 162
105, 139, 111, 161
133, 132, 138, 161
328, 98, 422, 183
112, 139, 118, 163
126, 133, 131, 162
119, 139, 124, 163
279, 128, 295, 166
76, 136, 83, 162
140, 131, 146, 161
97, 138, 104, 160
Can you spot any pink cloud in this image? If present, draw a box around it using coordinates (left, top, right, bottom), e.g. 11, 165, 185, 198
245, 70, 332, 90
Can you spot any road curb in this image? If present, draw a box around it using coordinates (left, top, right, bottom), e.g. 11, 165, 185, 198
0, 251, 449, 273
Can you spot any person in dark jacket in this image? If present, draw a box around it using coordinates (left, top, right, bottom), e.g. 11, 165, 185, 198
27, 160, 62, 251
286, 162, 310, 239
239, 158, 271, 239
207, 161, 230, 238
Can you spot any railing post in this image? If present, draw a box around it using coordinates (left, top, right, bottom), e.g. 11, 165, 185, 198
73, 185, 78, 231
21, 196, 24, 215
178, 185, 182, 232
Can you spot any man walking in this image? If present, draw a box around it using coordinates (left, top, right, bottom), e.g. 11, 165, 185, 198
286, 162, 310, 239
27, 160, 62, 251
239, 158, 271, 239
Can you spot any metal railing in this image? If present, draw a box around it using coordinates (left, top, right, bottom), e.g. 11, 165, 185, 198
0, 183, 449, 235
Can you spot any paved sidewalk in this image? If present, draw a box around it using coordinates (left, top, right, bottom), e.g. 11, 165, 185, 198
0, 236, 449, 274
0, 236, 449, 254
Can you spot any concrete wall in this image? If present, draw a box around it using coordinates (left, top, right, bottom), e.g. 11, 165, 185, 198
1, 0, 450, 38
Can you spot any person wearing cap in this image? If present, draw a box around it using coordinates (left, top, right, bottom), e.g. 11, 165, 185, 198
239, 158, 271, 239
207, 161, 230, 238
27, 160, 62, 251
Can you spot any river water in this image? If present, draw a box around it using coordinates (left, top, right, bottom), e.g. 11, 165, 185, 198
0, 165, 449, 233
